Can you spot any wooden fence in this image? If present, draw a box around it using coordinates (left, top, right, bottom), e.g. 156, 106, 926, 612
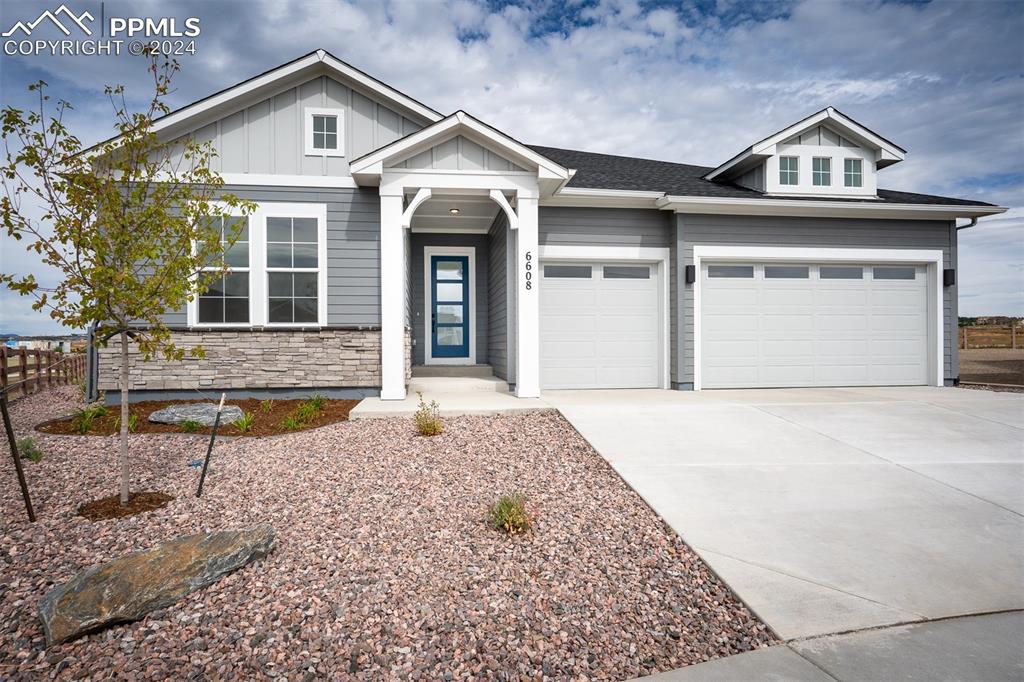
0, 347, 86, 398
960, 325, 1020, 350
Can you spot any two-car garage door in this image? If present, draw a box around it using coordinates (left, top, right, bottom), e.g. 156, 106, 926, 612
700, 262, 930, 388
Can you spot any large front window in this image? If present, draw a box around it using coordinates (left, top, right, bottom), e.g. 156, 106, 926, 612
198, 217, 249, 324
190, 205, 325, 327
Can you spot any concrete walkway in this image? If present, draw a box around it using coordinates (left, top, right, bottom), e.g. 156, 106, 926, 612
544, 386, 1024, 641
641, 611, 1024, 681
350, 376, 552, 418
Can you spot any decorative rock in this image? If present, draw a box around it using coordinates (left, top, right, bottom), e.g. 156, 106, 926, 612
147, 403, 244, 426
38, 525, 275, 645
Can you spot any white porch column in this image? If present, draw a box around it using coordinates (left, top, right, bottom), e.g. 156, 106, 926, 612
380, 192, 407, 400
515, 194, 540, 397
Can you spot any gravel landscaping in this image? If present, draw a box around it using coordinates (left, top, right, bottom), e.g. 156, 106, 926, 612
1, 387, 776, 680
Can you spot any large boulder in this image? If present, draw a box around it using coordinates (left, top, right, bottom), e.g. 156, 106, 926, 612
148, 402, 244, 427
38, 525, 275, 645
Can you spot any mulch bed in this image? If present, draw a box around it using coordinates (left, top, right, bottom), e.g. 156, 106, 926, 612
2, 386, 778, 680
36, 398, 360, 438
78, 491, 174, 520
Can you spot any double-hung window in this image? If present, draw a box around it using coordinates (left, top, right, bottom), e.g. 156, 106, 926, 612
197, 217, 250, 324
844, 158, 863, 187
267, 217, 320, 324
812, 157, 831, 186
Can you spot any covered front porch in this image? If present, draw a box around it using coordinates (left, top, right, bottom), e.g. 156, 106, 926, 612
349, 111, 571, 401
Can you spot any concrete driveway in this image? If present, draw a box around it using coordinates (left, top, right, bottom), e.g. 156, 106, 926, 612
543, 386, 1024, 641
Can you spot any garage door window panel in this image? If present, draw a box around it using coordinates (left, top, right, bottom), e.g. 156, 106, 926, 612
765, 265, 809, 279
708, 265, 754, 278
873, 266, 917, 280
820, 266, 864, 279
603, 265, 650, 279
544, 265, 592, 278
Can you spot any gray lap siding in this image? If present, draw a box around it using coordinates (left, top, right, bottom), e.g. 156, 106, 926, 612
674, 213, 958, 388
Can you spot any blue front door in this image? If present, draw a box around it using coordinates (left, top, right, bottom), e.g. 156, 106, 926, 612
431, 255, 470, 358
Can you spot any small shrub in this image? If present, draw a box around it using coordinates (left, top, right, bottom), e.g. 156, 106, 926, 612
114, 413, 139, 433
487, 493, 533, 535
71, 404, 109, 434
17, 437, 43, 462
278, 414, 303, 431
306, 393, 326, 410
234, 411, 256, 432
294, 402, 318, 423
259, 399, 275, 413
413, 392, 442, 436
181, 420, 202, 433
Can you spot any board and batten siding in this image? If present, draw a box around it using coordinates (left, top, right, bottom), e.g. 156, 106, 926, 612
393, 135, 527, 172
168, 76, 425, 178
488, 214, 509, 380
161, 185, 382, 328
674, 213, 958, 387
410, 233, 489, 366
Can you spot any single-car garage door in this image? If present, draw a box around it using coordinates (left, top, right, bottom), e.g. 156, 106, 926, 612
541, 261, 662, 389
701, 262, 929, 388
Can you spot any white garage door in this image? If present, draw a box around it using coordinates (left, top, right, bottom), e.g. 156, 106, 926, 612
541, 262, 661, 389
701, 262, 929, 388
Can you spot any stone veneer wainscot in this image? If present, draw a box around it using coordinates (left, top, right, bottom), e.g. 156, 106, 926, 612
97, 329, 411, 393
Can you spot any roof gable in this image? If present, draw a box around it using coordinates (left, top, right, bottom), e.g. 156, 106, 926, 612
349, 111, 570, 187
705, 107, 906, 182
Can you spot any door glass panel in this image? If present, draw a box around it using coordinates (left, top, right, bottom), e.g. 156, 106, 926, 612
436, 327, 464, 346
820, 266, 863, 279
764, 265, 809, 279
873, 266, 916, 280
436, 304, 463, 324
604, 265, 650, 279
708, 265, 754, 278
436, 260, 464, 280
436, 282, 463, 302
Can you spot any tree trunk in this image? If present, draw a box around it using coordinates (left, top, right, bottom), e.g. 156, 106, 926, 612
119, 330, 130, 505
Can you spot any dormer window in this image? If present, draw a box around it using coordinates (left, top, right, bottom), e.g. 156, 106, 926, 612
779, 156, 799, 185
812, 157, 831, 186
844, 158, 863, 187
305, 107, 345, 157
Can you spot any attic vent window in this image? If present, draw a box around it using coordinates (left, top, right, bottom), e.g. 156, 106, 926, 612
305, 108, 345, 157
812, 157, 831, 186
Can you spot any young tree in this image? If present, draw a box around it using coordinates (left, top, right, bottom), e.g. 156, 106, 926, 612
1, 53, 255, 505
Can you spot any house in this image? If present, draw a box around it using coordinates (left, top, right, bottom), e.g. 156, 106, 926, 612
93, 49, 1006, 401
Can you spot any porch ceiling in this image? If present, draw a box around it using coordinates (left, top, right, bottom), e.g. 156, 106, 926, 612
408, 194, 500, 233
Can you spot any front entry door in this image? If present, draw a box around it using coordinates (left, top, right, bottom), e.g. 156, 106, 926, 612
430, 255, 470, 359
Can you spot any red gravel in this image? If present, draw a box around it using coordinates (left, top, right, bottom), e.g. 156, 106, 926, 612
1, 387, 776, 680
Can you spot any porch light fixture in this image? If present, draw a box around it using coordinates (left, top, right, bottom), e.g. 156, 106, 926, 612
449, 207, 460, 215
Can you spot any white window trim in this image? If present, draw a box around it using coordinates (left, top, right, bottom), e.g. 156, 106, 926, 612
423, 246, 477, 365
537, 245, 671, 390
187, 202, 328, 329
691, 245, 944, 391
305, 107, 345, 158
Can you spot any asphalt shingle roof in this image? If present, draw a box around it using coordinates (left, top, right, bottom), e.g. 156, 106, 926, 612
528, 145, 995, 207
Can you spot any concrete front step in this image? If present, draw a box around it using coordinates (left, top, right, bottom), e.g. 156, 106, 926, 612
411, 364, 494, 378
407, 376, 509, 394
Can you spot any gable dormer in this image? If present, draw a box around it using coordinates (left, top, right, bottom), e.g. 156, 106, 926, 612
704, 107, 906, 199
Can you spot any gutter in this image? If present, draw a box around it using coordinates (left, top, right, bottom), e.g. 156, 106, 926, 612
956, 217, 979, 231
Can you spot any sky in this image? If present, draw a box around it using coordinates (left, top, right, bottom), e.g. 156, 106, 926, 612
0, 0, 1021, 334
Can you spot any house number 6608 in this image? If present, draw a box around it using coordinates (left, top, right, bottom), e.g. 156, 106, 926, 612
524, 251, 533, 290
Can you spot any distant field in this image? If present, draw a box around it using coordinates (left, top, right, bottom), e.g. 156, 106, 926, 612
960, 348, 1024, 386
958, 325, 1021, 349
